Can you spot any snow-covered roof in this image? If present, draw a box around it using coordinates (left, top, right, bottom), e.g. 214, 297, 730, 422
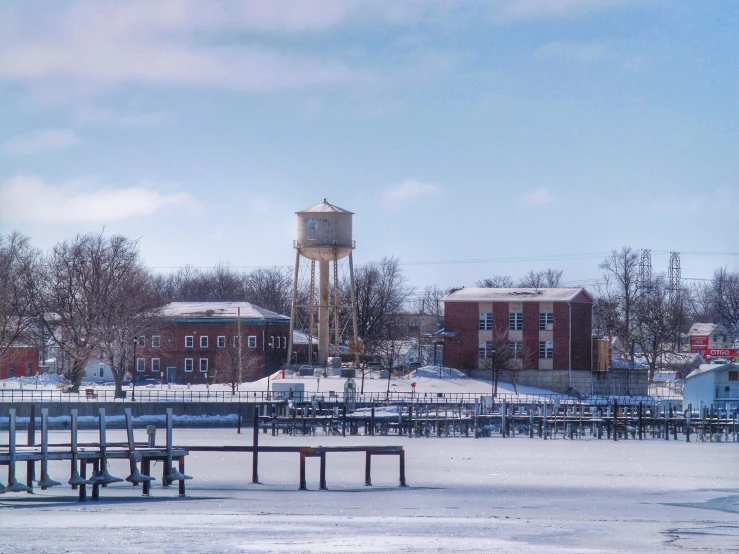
443, 287, 591, 303
688, 323, 722, 335
685, 362, 739, 380
160, 302, 289, 321
296, 199, 353, 214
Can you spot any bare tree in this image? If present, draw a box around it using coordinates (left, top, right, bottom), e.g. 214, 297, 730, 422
476, 276, 514, 288
597, 247, 640, 362
633, 275, 676, 380
711, 268, 739, 339
517, 269, 563, 288
243, 267, 292, 315
479, 328, 537, 396
214, 340, 260, 395
0, 232, 39, 358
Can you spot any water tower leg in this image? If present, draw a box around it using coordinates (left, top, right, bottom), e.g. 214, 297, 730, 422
287, 250, 300, 366
319, 260, 330, 365
349, 252, 359, 368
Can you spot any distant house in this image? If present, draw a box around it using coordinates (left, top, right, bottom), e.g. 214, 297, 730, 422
83, 358, 115, 383
0, 346, 39, 380
683, 362, 739, 410
688, 323, 735, 359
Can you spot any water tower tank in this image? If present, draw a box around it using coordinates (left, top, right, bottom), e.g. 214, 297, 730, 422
295, 199, 355, 261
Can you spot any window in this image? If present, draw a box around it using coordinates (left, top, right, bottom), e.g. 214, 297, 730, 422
508, 341, 522, 359
139, 336, 146, 347
151, 335, 161, 348
269, 336, 275, 348
27, 362, 33, 377
282, 337, 287, 349
729, 371, 738, 382
478, 341, 493, 359
509, 312, 523, 331
539, 341, 553, 359
184, 358, 194, 372
185, 336, 194, 348
409, 319, 420, 330
136, 358, 145, 372
217, 336, 226, 348
539, 313, 554, 331
99, 363, 104, 377
200, 335, 208, 348
479, 312, 493, 330
233, 335, 240, 347
152, 358, 160, 373
248, 336, 257, 348
199, 358, 208, 373
9, 362, 14, 378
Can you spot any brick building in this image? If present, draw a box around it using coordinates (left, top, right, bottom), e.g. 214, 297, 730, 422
441, 287, 593, 373
138, 302, 290, 384
0, 346, 40, 380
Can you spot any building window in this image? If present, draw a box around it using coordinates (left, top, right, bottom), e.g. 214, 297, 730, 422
184, 358, 193, 372
27, 362, 33, 377
282, 337, 287, 349
479, 312, 493, 330
509, 312, 523, 331
199, 358, 208, 373
409, 319, 420, 330
539, 341, 553, 359
233, 335, 240, 347
152, 358, 160, 373
185, 336, 194, 348
539, 313, 554, 331
99, 363, 104, 377
217, 336, 226, 348
729, 371, 738, 382
508, 341, 522, 359
478, 341, 493, 359
136, 358, 145, 372
139, 336, 146, 347
269, 336, 274, 348
248, 336, 257, 348
9, 362, 14, 378
200, 335, 208, 348
151, 335, 161, 348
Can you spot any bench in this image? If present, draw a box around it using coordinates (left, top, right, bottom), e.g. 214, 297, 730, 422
85, 388, 97, 399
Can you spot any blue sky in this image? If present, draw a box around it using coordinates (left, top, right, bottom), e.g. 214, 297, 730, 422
0, 0, 737, 292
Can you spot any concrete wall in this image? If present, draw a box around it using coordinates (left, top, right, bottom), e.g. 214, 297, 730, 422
470, 368, 649, 396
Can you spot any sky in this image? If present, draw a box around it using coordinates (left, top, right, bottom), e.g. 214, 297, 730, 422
0, 0, 738, 294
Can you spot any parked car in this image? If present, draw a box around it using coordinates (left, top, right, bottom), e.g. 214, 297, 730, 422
122, 376, 161, 386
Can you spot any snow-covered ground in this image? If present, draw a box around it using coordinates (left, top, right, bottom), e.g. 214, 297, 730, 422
1, 428, 737, 553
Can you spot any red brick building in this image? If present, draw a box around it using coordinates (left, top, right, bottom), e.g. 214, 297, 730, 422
138, 302, 290, 384
0, 346, 40, 380
441, 288, 593, 372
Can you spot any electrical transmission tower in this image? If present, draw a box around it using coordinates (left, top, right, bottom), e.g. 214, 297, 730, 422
668, 251, 681, 303
638, 248, 652, 294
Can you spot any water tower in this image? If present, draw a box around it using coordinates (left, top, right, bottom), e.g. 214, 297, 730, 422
287, 199, 359, 367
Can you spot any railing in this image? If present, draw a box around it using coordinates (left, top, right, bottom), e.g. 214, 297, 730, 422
0, 387, 669, 406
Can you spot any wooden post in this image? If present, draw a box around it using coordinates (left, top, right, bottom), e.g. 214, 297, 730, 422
252, 406, 259, 483
638, 402, 643, 440
92, 459, 100, 500
365, 452, 372, 486
79, 461, 87, 502
399, 449, 407, 487
299, 450, 307, 490
613, 399, 618, 442
142, 459, 151, 497
26, 403, 35, 491
319, 452, 327, 490
237, 405, 242, 434
686, 404, 691, 443
370, 407, 375, 437
178, 458, 186, 497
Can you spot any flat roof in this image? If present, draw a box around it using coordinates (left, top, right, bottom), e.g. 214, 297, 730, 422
443, 287, 591, 303
160, 302, 289, 321
685, 362, 739, 380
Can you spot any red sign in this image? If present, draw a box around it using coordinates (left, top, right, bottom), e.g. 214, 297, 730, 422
690, 335, 709, 347
707, 348, 739, 358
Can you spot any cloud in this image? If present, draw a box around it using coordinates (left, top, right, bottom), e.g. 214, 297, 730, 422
3, 128, 81, 154
382, 179, 440, 210
535, 41, 611, 64
495, 0, 634, 21
521, 188, 556, 205
0, 175, 199, 223
76, 107, 169, 127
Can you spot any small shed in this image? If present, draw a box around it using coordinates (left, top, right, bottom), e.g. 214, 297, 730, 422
683, 362, 739, 410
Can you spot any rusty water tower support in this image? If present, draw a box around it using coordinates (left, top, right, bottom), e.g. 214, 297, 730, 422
287, 200, 359, 368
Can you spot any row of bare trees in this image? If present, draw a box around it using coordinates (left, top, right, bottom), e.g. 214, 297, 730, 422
595, 246, 739, 379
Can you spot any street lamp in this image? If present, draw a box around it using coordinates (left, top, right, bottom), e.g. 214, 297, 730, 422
132, 336, 139, 402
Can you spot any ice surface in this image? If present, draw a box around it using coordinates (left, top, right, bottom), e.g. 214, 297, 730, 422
1, 428, 737, 553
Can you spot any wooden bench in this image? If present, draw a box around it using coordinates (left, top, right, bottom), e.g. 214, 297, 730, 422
85, 388, 97, 399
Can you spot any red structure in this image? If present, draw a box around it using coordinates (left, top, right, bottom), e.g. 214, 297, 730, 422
441, 288, 593, 372
0, 346, 39, 380
138, 302, 290, 384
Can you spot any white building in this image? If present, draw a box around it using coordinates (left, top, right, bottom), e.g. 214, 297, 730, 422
83, 358, 115, 383
683, 362, 739, 410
